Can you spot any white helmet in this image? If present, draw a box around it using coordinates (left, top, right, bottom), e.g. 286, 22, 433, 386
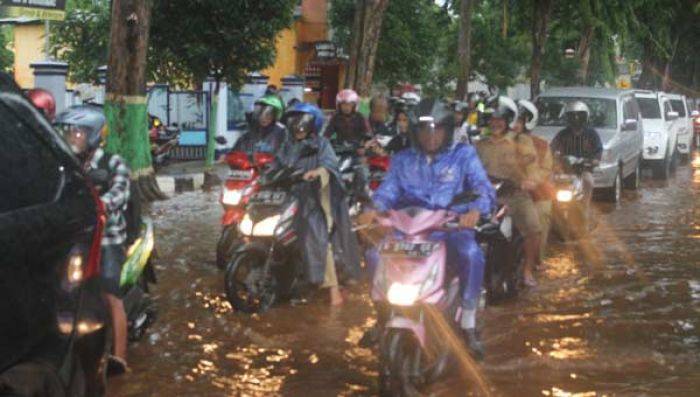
517, 99, 539, 131
401, 92, 421, 105
487, 96, 519, 129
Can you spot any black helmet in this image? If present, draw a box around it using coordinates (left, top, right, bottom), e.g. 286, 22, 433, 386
413, 99, 454, 152
54, 105, 106, 152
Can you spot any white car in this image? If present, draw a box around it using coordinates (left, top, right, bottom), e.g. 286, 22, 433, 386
634, 91, 678, 179
666, 93, 693, 163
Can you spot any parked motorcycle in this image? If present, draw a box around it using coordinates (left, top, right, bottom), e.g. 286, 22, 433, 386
552, 156, 596, 240
149, 115, 180, 169
223, 163, 309, 313
216, 151, 275, 269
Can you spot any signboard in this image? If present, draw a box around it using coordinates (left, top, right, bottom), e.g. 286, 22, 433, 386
0, 0, 66, 21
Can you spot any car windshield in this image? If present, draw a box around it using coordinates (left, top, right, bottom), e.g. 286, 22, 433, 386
670, 100, 686, 117
636, 97, 661, 119
537, 97, 617, 129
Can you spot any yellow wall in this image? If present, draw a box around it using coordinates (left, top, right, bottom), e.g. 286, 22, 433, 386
13, 23, 45, 89
263, 24, 299, 88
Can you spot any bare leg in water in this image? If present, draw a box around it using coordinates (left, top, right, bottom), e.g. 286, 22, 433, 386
522, 233, 541, 287
105, 294, 128, 365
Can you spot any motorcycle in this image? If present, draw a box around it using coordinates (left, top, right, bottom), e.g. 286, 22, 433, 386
333, 141, 366, 217
216, 151, 275, 269
478, 178, 523, 304
223, 159, 312, 313
371, 193, 479, 395
552, 156, 596, 240
119, 217, 158, 341
149, 115, 180, 169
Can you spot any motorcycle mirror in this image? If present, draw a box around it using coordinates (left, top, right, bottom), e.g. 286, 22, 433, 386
88, 169, 109, 184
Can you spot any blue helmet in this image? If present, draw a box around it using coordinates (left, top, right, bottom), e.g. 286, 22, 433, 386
283, 102, 325, 135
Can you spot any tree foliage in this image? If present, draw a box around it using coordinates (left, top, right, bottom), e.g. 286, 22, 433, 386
0, 26, 13, 72
150, 0, 296, 88
331, 0, 447, 89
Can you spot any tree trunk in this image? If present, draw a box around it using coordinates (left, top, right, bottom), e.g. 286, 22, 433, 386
576, 0, 596, 85
456, 0, 475, 100
105, 0, 165, 201
530, 0, 552, 99
202, 80, 221, 191
346, 0, 390, 97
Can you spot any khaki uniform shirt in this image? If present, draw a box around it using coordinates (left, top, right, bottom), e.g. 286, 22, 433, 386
475, 131, 538, 184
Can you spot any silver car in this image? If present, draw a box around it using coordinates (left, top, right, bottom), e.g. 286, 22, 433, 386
533, 87, 644, 203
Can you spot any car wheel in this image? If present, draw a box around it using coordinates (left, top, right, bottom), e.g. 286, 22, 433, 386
679, 152, 690, 165
669, 149, 679, 173
623, 157, 641, 190
603, 170, 622, 203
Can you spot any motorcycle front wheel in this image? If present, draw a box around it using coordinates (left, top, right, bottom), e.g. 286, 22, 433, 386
379, 329, 424, 397
224, 250, 277, 313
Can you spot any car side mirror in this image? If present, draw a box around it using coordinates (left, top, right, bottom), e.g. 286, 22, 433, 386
622, 119, 638, 131
666, 111, 679, 121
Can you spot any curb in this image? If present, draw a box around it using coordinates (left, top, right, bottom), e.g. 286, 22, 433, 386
156, 173, 205, 195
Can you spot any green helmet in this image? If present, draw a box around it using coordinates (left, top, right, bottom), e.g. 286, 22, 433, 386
255, 95, 285, 120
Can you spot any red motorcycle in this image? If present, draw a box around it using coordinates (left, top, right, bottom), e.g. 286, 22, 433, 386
216, 151, 275, 269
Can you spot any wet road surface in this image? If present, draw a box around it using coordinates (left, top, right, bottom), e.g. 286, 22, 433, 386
110, 155, 700, 396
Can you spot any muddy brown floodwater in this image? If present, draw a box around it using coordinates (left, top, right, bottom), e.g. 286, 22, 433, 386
110, 155, 700, 397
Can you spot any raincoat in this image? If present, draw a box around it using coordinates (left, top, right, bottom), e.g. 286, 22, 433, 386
373, 144, 495, 217
278, 135, 361, 285
233, 122, 287, 154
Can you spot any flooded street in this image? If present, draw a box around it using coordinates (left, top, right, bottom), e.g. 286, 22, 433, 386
110, 156, 700, 397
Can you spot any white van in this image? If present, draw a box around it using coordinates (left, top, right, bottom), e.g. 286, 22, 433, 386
634, 91, 678, 179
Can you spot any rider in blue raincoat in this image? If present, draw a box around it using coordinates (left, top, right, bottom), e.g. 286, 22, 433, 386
366, 100, 496, 359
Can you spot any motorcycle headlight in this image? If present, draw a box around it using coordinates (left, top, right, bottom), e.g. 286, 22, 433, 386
66, 253, 83, 284
387, 283, 420, 306
239, 213, 281, 237
222, 189, 243, 206
239, 214, 254, 236
556, 190, 574, 203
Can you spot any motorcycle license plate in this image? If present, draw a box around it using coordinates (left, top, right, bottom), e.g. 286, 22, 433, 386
249, 190, 286, 205
229, 169, 254, 180
381, 241, 438, 258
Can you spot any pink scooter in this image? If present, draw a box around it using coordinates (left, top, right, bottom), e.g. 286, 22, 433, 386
371, 206, 470, 396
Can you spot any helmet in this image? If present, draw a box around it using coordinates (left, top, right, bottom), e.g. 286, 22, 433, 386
254, 95, 285, 121
336, 89, 359, 108
563, 100, 590, 128
26, 88, 56, 121
283, 102, 326, 136
54, 105, 106, 152
401, 91, 421, 105
485, 96, 518, 128
413, 99, 454, 152
517, 99, 539, 131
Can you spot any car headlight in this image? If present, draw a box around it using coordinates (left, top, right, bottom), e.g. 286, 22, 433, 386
222, 189, 243, 206
239, 213, 280, 237
387, 283, 420, 306
556, 190, 574, 203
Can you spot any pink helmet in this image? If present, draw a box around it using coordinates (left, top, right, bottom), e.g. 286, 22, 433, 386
336, 89, 359, 107
26, 88, 56, 121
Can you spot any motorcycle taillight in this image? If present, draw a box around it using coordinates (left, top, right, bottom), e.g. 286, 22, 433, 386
85, 184, 106, 279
